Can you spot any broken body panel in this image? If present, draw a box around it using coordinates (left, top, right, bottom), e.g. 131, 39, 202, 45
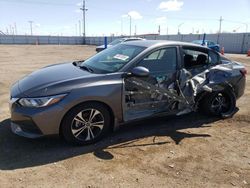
123, 54, 245, 122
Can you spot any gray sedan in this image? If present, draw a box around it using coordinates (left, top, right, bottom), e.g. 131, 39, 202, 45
10, 40, 246, 145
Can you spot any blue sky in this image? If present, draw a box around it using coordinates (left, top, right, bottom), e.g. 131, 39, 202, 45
0, 0, 249, 36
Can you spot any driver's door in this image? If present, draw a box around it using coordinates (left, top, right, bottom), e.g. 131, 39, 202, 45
123, 47, 179, 121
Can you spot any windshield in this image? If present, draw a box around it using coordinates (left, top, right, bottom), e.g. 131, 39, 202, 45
80, 44, 146, 74
109, 39, 124, 45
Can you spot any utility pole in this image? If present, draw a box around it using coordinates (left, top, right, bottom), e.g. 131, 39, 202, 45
219, 16, 223, 33
28, 21, 33, 35
134, 25, 137, 36
80, 0, 88, 38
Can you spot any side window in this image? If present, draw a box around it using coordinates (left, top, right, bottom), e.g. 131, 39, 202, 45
208, 51, 220, 65
138, 48, 177, 72
183, 48, 208, 69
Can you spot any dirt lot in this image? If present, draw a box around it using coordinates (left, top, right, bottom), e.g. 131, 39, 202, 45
0, 45, 249, 188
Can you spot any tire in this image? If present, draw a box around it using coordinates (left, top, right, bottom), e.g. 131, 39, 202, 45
200, 90, 236, 117
61, 102, 111, 145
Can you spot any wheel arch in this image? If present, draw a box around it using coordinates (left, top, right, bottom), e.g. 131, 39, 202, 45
59, 100, 115, 137
195, 83, 235, 105
196, 83, 237, 117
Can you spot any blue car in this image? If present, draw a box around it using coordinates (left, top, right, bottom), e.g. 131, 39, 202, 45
192, 40, 220, 52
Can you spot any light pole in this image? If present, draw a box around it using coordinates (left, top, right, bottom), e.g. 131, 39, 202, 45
245, 23, 248, 33
28, 21, 33, 35
75, 24, 77, 36
219, 16, 223, 33
128, 14, 132, 36
178, 22, 184, 34
78, 20, 81, 36
121, 19, 123, 36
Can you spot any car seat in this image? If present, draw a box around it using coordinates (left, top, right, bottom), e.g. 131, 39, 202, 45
196, 54, 207, 66
184, 54, 194, 68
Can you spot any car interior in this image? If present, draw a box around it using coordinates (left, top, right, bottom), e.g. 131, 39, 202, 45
183, 49, 208, 69
138, 48, 177, 72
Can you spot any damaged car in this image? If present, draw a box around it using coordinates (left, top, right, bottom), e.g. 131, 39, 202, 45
10, 40, 246, 145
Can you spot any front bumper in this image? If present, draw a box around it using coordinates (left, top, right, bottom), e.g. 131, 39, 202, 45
11, 122, 43, 138
10, 101, 65, 138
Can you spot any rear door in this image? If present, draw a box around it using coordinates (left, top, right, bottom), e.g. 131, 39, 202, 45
181, 46, 220, 74
123, 47, 179, 121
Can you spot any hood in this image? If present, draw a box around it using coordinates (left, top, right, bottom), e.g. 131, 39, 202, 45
17, 62, 101, 97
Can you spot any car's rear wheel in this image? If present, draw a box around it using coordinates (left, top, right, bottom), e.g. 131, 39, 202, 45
61, 103, 111, 145
200, 91, 236, 117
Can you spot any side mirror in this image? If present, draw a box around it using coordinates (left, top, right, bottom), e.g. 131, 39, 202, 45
131, 66, 150, 77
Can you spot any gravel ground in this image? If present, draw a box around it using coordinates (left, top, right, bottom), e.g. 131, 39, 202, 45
0, 45, 249, 188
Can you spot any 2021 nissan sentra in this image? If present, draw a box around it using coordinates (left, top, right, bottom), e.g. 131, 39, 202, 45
10, 40, 246, 145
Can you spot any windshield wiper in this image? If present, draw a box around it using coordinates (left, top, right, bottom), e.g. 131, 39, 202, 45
73, 60, 84, 66
80, 65, 94, 73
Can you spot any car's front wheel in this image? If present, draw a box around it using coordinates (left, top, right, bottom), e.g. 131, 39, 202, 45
61, 103, 111, 145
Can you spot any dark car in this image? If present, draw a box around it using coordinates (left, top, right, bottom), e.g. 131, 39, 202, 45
10, 40, 246, 145
192, 40, 220, 52
96, 37, 145, 52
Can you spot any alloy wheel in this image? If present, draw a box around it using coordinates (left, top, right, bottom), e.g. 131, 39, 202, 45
71, 108, 104, 141
211, 93, 229, 114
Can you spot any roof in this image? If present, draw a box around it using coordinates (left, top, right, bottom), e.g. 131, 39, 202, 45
124, 40, 207, 49
122, 37, 144, 41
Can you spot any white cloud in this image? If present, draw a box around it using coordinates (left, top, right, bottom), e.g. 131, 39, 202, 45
155, 17, 167, 24
122, 14, 128, 18
128, 11, 143, 20
76, 2, 82, 6
158, 0, 184, 11
75, 9, 81, 13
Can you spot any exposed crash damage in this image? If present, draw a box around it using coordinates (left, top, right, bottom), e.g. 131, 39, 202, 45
124, 61, 244, 121
9, 40, 246, 145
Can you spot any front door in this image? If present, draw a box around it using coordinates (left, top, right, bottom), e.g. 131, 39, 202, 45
123, 47, 179, 121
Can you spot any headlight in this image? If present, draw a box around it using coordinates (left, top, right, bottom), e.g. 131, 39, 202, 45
18, 94, 67, 108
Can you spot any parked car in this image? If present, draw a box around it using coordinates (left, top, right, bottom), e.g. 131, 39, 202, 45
96, 37, 144, 52
10, 40, 246, 145
192, 40, 220, 52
